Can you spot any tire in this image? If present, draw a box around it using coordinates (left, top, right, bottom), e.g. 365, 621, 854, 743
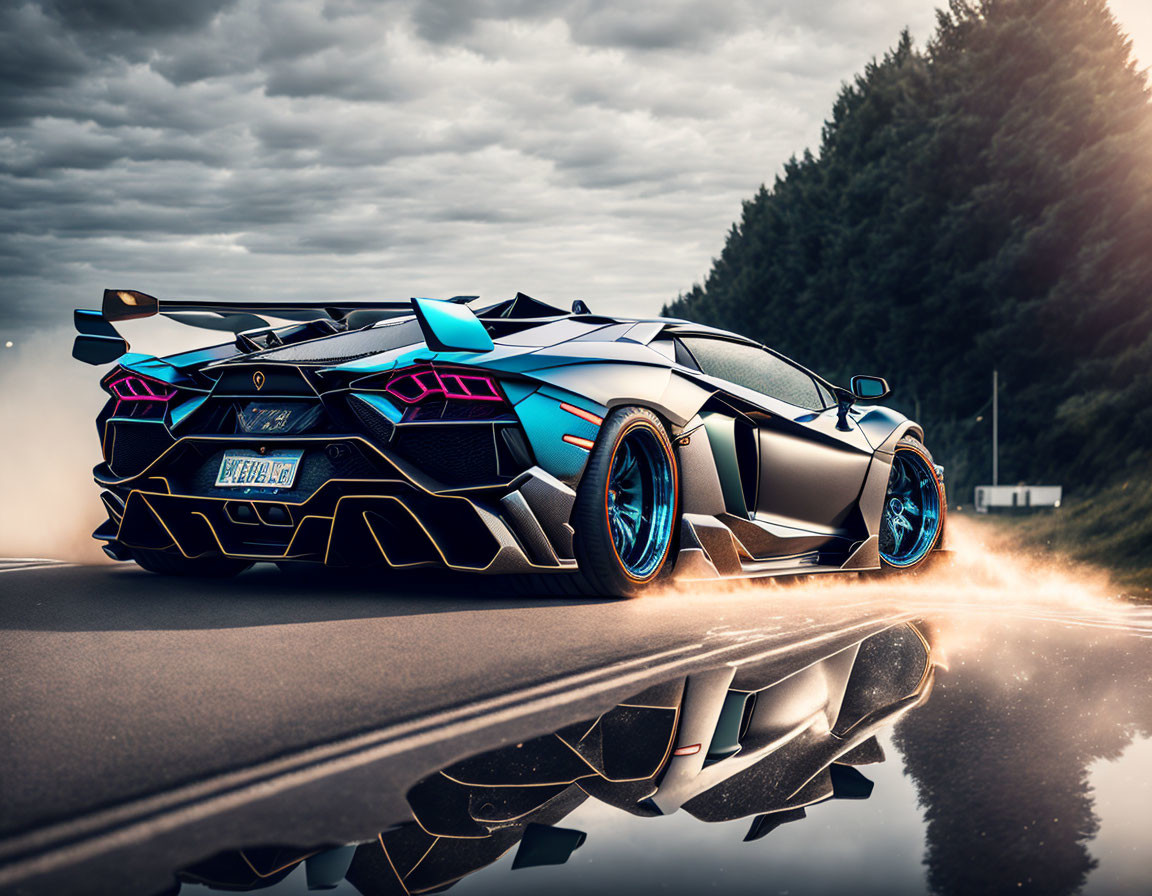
570, 406, 680, 597
878, 436, 946, 571
131, 548, 252, 578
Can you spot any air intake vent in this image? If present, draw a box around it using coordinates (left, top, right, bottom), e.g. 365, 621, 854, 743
390, 425, 499, 486
106, 420, 175, 478
349, 394, 397, 444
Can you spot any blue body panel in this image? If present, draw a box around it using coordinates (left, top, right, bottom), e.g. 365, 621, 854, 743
512, 388, 605, 482
170, 395, 209, 429
118, 354, 188, 386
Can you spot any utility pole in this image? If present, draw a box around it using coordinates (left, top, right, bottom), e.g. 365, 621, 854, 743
992, 369, 999, 487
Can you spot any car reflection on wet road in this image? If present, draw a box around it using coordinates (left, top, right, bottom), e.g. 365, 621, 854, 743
170, 608, 1152, 896
1, 521, 1151, 896
181, 623, 935, 893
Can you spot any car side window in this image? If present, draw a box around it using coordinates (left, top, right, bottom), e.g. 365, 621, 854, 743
672, 338, 701, 370
680, 337, 827, 411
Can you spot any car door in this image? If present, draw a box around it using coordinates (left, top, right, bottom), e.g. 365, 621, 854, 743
678, 337, 873, 537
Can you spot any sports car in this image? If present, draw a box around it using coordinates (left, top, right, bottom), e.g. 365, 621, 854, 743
73, 290, 946, 596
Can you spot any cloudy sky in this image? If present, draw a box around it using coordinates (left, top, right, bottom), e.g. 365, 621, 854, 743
1, 0, 1150, 338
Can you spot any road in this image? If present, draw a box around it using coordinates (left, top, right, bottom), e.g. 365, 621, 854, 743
0, 561, 921, 896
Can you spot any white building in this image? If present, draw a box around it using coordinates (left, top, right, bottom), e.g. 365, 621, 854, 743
974, 484, 1063, 513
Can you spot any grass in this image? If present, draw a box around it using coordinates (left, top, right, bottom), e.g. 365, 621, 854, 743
958, 471, 1152, 598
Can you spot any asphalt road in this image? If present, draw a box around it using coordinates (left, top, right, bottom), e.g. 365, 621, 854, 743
0, 560, 919, 896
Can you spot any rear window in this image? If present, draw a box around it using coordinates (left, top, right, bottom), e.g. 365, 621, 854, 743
254, 319, 423, 363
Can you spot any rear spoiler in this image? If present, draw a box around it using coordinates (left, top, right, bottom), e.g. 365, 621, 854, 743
73, 289, 479, 364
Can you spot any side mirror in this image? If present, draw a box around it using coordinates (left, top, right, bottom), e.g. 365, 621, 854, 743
850, 375, 890, 401
103, 288, 159, 322
73, 334, 129, 365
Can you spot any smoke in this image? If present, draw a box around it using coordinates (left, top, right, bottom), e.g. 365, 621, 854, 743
663, 516, 1150, 647
0, 320, 208, 562
0, 327, 109, 562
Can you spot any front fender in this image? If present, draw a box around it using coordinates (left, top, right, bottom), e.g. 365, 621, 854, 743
857, 405, 923, 454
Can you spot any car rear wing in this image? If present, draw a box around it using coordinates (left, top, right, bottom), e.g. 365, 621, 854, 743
73, 289, 479, 365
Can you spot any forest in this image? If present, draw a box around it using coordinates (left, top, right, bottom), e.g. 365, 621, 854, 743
665, 0, 1152, 519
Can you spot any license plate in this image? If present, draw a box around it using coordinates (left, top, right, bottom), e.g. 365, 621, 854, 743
215, 449, 304, 489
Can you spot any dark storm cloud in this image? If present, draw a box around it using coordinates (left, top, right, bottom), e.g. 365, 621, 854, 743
0, 4, 86, 88
0, 0, 955, 331
407, 0, 558, 44
41, 0, 238, 34
0, 0, 239, 121
407, 0, 742, 50
567, 1, 744, 50
4, 126, 227, 177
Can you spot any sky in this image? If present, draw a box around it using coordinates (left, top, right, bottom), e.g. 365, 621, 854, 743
1, 0, 1147, 340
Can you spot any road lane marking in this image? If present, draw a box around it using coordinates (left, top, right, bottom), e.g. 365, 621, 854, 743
0, 561, 74, 574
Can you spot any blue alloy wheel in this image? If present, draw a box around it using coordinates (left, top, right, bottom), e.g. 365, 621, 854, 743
879, 446, 942, 568
605, 424, 676, 580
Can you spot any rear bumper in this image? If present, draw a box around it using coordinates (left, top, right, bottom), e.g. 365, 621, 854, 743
94, 435, 577, 573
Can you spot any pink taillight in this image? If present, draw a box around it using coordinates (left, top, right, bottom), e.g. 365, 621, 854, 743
673, 743, 702, 757
383, 368, 503, 404
106, 374, 176, 415
108, 375, 176, 402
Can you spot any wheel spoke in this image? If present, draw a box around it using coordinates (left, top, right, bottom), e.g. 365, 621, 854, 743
892, 459, 909, 493
619, 518, 636, 553
610, 513, 625, 548
616, 442, 632, 477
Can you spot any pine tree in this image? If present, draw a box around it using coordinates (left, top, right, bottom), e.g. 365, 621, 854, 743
665, 0, 1152, 502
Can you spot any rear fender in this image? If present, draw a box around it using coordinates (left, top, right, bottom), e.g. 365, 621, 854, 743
522, 364, 713, 428
510, 385, 607, 486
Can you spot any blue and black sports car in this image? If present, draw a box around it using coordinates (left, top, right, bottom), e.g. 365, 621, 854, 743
74, 290, 946, 596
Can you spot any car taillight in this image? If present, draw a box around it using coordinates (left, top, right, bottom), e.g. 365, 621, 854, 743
383, 367, 503, 404
103, 371, 177, 417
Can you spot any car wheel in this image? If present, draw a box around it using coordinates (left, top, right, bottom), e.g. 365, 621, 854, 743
878, 436, 945, 570
572, 406, 679, 596
131, 548, 252, 578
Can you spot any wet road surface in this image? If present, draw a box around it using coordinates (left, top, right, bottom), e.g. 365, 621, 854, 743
1, 522, 1150, 895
